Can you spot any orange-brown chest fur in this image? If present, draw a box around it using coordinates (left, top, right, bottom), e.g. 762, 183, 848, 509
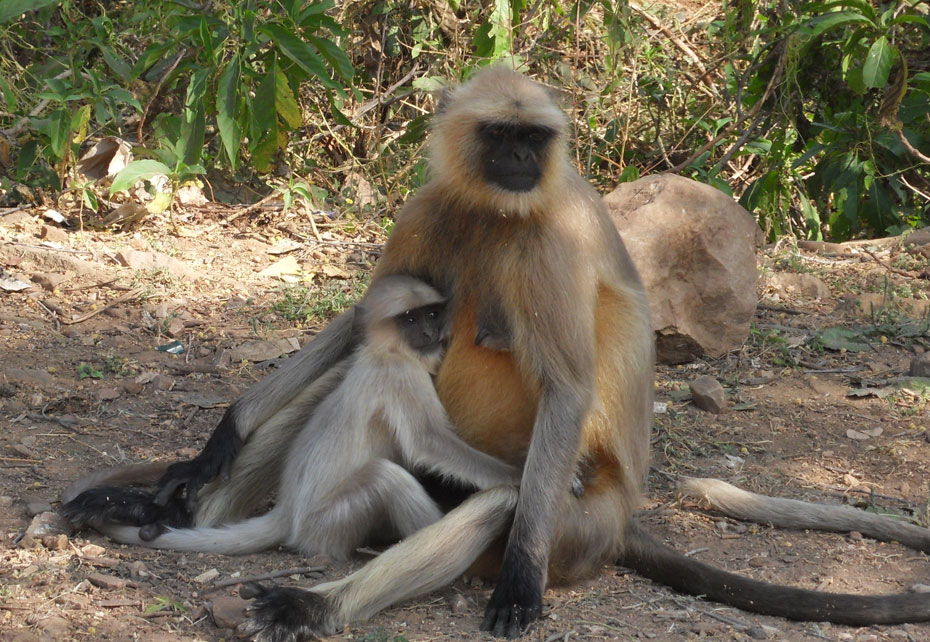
374, 196, 548, 464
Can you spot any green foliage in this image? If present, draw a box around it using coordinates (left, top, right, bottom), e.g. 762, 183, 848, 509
76, 362, 104, 380
721, 0, 930, 240
273, 277, 368, 323
2, 1, 351, 191
2, 1, 927, 241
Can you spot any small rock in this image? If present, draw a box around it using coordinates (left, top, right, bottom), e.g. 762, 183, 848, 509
909, 583, 930, 593
37, 615, 71, 638
81, 543, 107, 558
87, 572, 128, 590
166, 317, 187, 338
123, 380, 144, 395
210, 595, 248, 629
152, 374, 175, 391
128, 560, 149, 579
30, 271, 71, 291
96, 387, 121, 401
747, 625, 780, 639
12, 443, 37, 459
25, 512, 71, 540
748, 556, 768, 568
0, 495, 13, 508
193, 568, 220, 584
449, 593, 468, 614
25, 500, 52, 516
848, 530, 863, 541
42, 534, 69, 551
115, 248, 197, 280
689, 622, 717, 636
40, 225, 69, 244
909, 353, 930, 378
89, 557, 120, 568
768, 272, 830, 299
689, 375, 727, 413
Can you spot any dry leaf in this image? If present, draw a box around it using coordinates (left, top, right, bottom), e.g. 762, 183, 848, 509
846, 427, 883, 440
77, 136, 132, 179
258, 255, 301, 277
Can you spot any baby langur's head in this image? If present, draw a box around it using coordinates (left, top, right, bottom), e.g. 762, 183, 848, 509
361, 275, 448, 373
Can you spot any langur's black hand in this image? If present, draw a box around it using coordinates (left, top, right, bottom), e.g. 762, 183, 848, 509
481, 556, 543, 638
154, 409, 244, 509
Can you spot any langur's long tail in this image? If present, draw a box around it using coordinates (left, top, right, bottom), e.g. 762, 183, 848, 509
101, 511, 283, 555
620, 520, 930, 624
680, 477, 930, 552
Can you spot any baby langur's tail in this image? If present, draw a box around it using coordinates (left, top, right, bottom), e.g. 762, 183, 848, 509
100, 510, 284, 555
680, 477, 930, 552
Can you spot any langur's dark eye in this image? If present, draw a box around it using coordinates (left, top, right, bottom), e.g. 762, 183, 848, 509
427, 311, 438, 320
405, 315, 417, 325
527, 131, 546, 143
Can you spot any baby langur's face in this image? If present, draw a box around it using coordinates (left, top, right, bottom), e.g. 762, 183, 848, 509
394, 303, 447, 375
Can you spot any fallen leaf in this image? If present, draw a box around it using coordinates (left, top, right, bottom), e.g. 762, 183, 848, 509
268, 239, 302, 255
817, 327, 872, 352
847, 427, 883, 440
258, 255, 301, 278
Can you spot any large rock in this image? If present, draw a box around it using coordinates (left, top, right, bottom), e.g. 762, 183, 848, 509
604, 174, 762, 364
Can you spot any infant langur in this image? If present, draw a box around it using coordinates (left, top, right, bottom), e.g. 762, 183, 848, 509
73, 275, 523, 559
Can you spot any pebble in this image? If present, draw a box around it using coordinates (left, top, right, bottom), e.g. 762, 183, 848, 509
689, 375, 727, 413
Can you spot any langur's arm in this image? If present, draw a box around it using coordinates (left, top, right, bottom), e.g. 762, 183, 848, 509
482, 278, 597, 638
155, 307, 362, 507
62, 461, 170, 504
402, 406, 522, 490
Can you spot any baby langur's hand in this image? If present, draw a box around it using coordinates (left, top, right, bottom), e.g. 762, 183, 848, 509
570, 471, 585, 498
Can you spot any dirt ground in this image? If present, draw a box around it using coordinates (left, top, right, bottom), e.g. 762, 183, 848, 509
2, 204, 930, 642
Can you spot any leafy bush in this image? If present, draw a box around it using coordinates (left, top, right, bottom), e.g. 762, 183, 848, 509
1, 0, 928, 241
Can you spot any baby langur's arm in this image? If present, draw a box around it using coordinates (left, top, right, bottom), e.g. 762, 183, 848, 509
401, 414, 522, 490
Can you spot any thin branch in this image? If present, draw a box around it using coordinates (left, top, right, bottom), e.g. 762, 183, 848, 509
860, 247, 915, 279
212, 565, 326, 589
666, 44, 787, 174
2, 70, 73, 138
896, 129, 930, 164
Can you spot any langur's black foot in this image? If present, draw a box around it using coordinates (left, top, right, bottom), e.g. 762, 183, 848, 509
61, 486, 191, 531
241, 583, 332, 642
154, 408, 244, 509
480, 558, 543, 638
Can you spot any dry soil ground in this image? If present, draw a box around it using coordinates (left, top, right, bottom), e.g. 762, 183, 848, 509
2, 205, 930, 642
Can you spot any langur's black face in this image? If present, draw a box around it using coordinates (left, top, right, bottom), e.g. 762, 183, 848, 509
395, 303, 447, 353
478, 122, 554, 192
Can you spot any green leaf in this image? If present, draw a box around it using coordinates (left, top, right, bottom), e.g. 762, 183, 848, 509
261, 24, 339, 90
816, 327, 872, 352
274, 65, 302, 129
70, 104, 91, 145
0, 0, 59, 23
305, 34, 353, 82
48, 107, 70, 159
99, 45, 132, 83
252, 130, 279, 173
180, 68, 208, 166
0, 74, 15, 110
803, 11, 873, 38
412, 76, 446, 92
862, 36, 896, 89
110, 160, 171, 195
217, 56, 242, 169
252, 71, 277, 139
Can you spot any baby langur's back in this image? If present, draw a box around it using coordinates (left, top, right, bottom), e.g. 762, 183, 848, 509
82, 275, 521, 559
